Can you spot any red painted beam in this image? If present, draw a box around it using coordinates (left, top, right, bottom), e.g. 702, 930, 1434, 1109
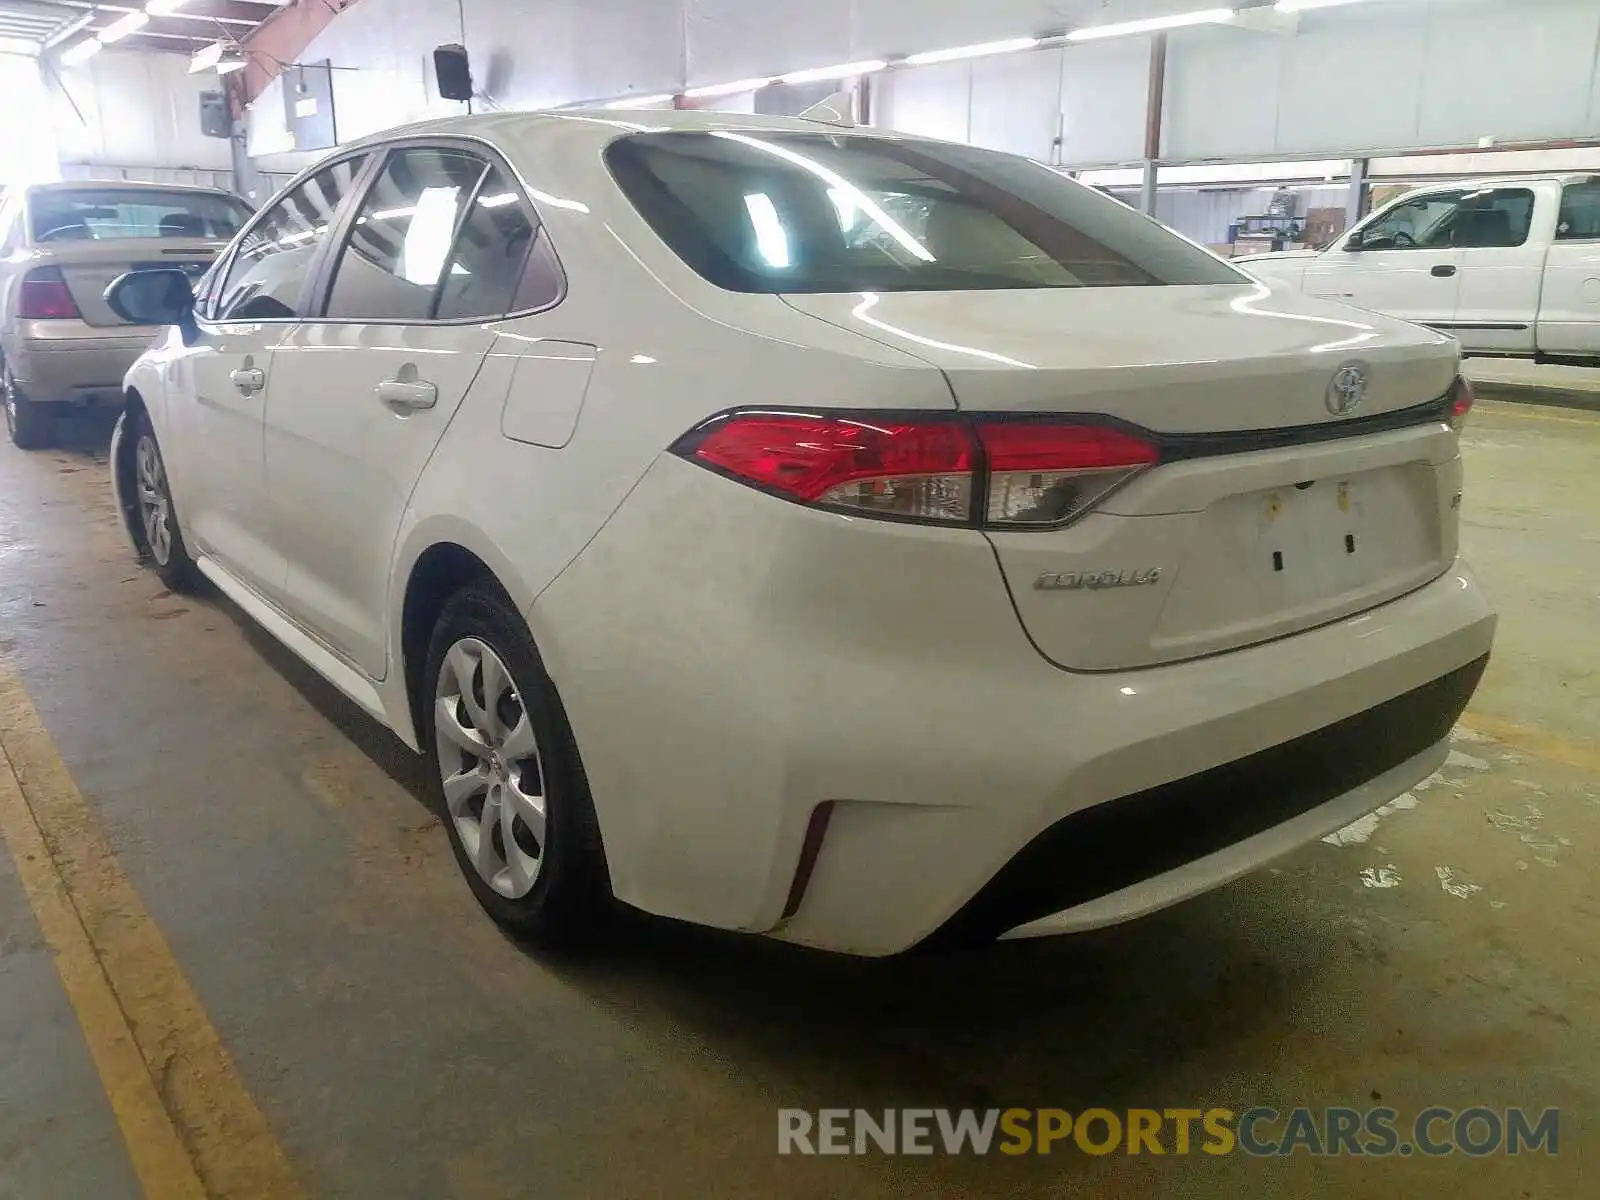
239, 0, 365, 106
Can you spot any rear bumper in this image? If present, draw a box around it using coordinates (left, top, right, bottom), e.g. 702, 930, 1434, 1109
6, 320, 160, 405
532, 455, 1497, 957
938, 653, 1485, 946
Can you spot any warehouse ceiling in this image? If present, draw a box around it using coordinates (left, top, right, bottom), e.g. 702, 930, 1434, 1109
0, 0, 288, 56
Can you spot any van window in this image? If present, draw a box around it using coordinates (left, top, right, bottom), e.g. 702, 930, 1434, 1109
1357, 188, 1533, 251
1558, 181, 1600, 241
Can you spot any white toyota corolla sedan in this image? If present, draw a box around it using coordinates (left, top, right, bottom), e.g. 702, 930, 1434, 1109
106, 107, 1495, 956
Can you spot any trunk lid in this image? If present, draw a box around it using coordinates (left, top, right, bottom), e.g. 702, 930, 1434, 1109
784, 283, 1463, 670
40, 239, 224, 327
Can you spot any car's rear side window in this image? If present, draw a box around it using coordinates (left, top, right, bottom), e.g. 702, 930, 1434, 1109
435, 164, 553, 319
605, 131, 1242, 294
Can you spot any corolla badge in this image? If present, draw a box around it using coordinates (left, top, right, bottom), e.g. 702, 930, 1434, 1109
1035, 568, 1162, 591
1326, 362, 1370, 415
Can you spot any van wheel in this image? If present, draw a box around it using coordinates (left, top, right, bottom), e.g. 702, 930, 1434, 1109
3, 367, 52, 450
424, 580, 610, 950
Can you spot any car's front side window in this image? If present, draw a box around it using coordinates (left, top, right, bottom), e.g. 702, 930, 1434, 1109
323, 148, 488, 321
1356, 194, 1465, 251
213, 155, 368, 322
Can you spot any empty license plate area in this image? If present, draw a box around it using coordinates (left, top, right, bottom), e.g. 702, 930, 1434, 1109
1152, 462, 1446, 653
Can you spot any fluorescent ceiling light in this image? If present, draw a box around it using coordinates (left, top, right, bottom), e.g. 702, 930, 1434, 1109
684, 76, 773, 98
905, 37, 1039, 65
98, 11, 150, 43
604, 93, 676, 109
1067, 8, 1236, 41
1276, 0, 1373, 10
780, 59, 886, 85
145, 0, 188, 14
215, 54, 246, 75
44, 12, 95, 49
60, 37, 102, 67
189, 41, 224, 73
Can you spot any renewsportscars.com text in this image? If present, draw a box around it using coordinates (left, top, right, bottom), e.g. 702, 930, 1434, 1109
777, 1106, 1559, 1158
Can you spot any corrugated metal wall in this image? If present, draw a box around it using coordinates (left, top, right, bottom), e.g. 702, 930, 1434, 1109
49, 52, 232, 174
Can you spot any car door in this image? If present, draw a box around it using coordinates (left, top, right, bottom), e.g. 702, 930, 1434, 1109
168, 155, 371, 602
264, 144, 562, 679
1445, 185, 1545, 353
1302, 190, 1464, 327
1537, 178, 1600, 356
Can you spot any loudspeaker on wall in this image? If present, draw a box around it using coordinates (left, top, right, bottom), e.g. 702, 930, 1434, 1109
433, 44, 473, 102
199, 90, 230, 139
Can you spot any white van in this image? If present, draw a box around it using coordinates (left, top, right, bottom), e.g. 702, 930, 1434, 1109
1237, 175, 1600, 364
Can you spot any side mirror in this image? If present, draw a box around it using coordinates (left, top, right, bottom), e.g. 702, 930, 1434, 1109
104, 269, 197, 340
1343, 236, 1365, 252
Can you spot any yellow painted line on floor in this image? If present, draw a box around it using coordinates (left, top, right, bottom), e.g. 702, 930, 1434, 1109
1460, 711, 1600, 774
0, 662, 304, 1200
0, 745, 207, 1199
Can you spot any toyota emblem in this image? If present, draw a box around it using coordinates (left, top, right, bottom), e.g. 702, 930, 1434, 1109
1326, 363, 1370, 415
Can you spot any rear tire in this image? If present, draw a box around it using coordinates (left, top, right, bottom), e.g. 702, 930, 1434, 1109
424, 580, 611, 951
131, 414, 198, 592
3, 367, 52, 450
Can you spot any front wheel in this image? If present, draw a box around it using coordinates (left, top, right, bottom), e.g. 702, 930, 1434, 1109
132, 416, 197, 591
425, 581, 610, 950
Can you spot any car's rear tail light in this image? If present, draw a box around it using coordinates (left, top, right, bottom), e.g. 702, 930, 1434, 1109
672, 411, 1159, 529
1448, 375, 1475, 430
976, 421, 1159, 526
18, 267, 80, 320
681, 413, 975, 523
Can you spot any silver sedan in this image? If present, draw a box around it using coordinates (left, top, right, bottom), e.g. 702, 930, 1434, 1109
0, 180, 250, 448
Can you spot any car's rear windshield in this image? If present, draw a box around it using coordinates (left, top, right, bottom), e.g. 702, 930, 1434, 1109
605, 131, 1242, 294
28, 188, 251, 243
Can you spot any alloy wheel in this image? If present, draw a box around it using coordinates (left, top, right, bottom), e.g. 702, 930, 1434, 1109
134, 433, 173, 565
434, 637, 548, 898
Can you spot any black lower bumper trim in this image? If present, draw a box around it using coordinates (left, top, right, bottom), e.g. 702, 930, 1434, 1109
927, 654, 1489, 948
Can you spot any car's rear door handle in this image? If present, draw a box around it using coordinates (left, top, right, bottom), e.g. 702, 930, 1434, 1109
1431, 264, 1458, 278
376, 378, 438, 414
230, 366, 265, 393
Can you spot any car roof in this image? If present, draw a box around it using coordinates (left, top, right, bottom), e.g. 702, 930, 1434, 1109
339, 104, 899, 153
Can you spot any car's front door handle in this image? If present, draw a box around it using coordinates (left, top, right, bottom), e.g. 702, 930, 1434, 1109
376, 378, 438, 414
230, 366, 265, 393
1431, 264, 1458, 278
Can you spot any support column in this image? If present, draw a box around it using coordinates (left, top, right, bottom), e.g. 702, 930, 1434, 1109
1345, 157, 1370, 232
1141, 32, 1168, 216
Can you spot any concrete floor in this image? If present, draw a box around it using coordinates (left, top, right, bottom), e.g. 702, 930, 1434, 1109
0, 398, 1594, 1198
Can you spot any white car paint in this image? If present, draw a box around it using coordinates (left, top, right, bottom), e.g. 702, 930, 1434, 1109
117, 109, 1495, 955
1238, 174, 1600, 360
